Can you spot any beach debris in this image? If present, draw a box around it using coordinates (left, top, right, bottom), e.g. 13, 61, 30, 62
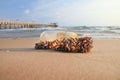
35, 37, 93, 53
35, 31, 93, 53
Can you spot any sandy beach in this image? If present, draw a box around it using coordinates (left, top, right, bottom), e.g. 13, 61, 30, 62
0, 38, 120, 80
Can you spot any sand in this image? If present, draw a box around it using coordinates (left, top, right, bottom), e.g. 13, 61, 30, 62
0, 38, 120, 80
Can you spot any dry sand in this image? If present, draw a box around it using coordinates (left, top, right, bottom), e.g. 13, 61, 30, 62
0, 38, 120, 80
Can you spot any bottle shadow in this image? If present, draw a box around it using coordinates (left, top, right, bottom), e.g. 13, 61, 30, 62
0, 48, 63, 53
0, 48, 87, 54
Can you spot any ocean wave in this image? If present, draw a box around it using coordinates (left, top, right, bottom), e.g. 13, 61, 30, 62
0, 26, 120, 39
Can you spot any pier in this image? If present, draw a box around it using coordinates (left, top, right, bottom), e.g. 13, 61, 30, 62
0, 21, 58, 29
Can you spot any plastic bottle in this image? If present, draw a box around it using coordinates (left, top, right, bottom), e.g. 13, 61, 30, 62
39, 31, 78, 41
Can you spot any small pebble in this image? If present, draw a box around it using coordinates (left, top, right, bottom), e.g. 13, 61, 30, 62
6, 50, 10, 52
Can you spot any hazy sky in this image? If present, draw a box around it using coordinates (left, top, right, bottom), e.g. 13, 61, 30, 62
0, 0, 120, 26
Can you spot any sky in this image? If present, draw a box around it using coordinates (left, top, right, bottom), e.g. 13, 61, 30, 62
0, 0, 120, 26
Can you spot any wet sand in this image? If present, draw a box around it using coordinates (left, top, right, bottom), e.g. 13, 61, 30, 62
0, 38, 120, 80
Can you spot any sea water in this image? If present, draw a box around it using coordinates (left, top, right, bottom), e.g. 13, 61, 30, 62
0, 26, 120, 39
